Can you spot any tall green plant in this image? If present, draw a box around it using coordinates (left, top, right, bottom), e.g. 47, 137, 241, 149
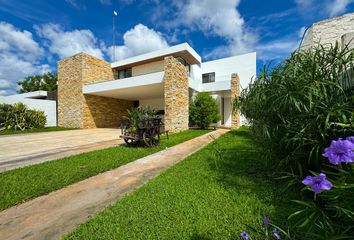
126, 106, 157, 132
0, 103, 46, 131
190, 92, 221, 129
235, 43, 354, 176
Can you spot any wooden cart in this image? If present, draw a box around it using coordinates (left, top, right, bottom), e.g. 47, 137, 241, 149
120, 117, 166, 147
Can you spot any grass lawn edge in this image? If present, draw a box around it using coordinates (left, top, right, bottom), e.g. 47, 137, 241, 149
0, 127, 77, 136
0, 129, 212, 211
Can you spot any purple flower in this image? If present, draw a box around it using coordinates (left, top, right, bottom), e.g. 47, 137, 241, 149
302, 173, 333, 194
240, 231, 249, 240
272, 228, 281, 240
323, 138, 354, 165
263, 214, 270, 227
346, 136, 354, 144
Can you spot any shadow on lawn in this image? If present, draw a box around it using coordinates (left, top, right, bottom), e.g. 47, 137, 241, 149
207, 129, 297, 225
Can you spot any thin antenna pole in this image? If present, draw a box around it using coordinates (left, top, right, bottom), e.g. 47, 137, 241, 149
112, 12, 115, 62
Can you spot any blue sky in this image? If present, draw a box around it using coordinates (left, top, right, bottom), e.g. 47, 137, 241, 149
0, 0, 353, 95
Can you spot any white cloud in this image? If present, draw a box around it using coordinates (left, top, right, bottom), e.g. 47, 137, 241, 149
99, 0, 112, 4
0, 21, 43, 61
0, 79, 12, 89
65, 0, 86, 10
0, 22, 50, 96
203, 45, 230, 60
295, 0, 315, 9
295, 0, 353, 17
155, 0, 256, 57
108, 24, 169, 61
35, 23, 104, 59
327, 0, 353, 17
298, 26, 307, 38
256, 39, 299, 61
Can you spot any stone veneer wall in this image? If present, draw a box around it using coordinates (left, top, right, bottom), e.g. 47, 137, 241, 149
301, 12, 354, 50
231, 73, 241, 129
58, 52, 134, 128
58, 54, 84, 128
83, 95, 133, 128
163, 56, 189, 133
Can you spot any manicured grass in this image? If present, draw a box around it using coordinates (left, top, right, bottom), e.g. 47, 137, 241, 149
0, 130, 209, 211
0, 127, 76, 135
64, 128, 297, 240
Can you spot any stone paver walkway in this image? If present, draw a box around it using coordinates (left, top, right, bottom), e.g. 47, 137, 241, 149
0, 128, 122, 172
0, 129, 228, 240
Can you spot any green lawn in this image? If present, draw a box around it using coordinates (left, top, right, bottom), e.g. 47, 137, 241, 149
64, 128, 297, 240
0, 130, 209, 211
0, 126, 75, 135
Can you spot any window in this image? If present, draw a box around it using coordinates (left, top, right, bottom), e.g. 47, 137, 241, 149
202, 72, 215, 83
118, 68, 132, 79
175, 57, 191, 74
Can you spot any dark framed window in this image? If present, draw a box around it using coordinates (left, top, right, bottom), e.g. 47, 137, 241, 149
175, 56, 191, 74
202, 72, 215, 83
118, 68, 132, 79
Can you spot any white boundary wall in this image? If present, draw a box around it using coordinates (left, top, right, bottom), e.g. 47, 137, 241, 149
0, 97, 57, 126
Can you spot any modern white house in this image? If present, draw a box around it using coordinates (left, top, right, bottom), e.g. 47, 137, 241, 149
0, 91, 57, 126
57, 43, 256, 132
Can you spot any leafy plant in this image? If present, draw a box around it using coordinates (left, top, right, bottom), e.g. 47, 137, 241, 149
288, 136, 354, 240
241, 214, 292, 240
235, 43, 354, 176
189, 92, 221, 129
125, 106, 157, 132
0, 103, 46, 131
18, 72, 57, 93
234, 43, 354, 239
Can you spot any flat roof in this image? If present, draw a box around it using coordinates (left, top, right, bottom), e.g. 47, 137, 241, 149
111, 43, 202, 69
6, 91, 48, 99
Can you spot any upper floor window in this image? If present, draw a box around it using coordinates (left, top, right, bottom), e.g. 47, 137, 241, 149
175, 56, 191, 74
202, 72, 215, 83
118, 68, 132, 79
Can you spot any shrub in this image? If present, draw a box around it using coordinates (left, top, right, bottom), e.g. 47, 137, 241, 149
235, 43, 354, 176
0, 103, 46, 131
235, 43, 354, 239
289, 136, 354, 239
125, 106, 157, 132
189, 92, 221, 129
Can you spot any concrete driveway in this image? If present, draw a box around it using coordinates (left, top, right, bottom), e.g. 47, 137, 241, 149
0, 128, 123, 172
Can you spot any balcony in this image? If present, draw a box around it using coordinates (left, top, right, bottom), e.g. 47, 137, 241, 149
83, 71, 165, 100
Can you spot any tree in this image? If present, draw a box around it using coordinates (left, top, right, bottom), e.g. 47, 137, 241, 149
18, 72, 57, 93
189, 92, 221, 129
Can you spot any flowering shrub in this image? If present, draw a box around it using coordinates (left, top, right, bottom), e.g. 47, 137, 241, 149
302, 173, 332, 194
323, 137, 354, 164
234, 44, 354, 177
241, 137, 354, 239
235, 44, 354, 239
240, 214, 290, 239
289, 136, 354, 239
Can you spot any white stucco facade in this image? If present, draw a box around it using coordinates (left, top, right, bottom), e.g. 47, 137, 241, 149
84, 43, 256, 128
0, 91, 57, 126
189, 52, 256, 127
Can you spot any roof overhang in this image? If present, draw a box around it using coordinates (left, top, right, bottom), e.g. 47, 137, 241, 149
83, 71, 164, 100
6, 91, 48, 99
111, 43, 201, 70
